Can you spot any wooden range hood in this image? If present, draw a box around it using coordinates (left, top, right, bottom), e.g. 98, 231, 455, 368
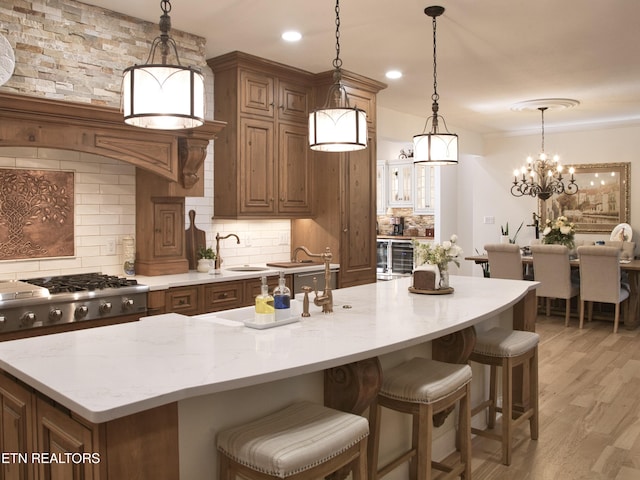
0, 92, 225, 188
0, 92, 226, 275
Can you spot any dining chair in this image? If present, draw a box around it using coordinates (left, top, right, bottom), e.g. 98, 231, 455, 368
577, 246, 630, 333
530, 245, 580, 326
604, 241, 636, 261
485, 243, 526, 280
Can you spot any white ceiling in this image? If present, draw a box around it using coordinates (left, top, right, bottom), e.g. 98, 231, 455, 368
82, 0, 640, 136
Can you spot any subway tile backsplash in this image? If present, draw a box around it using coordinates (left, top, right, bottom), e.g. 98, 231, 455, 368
0, 146, 291, 280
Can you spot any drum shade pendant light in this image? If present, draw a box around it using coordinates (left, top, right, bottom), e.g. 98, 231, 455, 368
413, 6, 458, 165
309, 0, 367, 152
122, 0, 204, 130
511, 105, 578, 201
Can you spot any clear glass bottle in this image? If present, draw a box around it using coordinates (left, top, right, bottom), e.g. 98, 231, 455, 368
122, 235, 135, 276
273, 271, 291, 321
254, 276, 275, 324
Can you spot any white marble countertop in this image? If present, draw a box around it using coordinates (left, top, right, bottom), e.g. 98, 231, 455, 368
0, 275, 537, 423
134, 263, 339, 291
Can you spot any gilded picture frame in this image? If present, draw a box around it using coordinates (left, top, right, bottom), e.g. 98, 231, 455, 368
538, 162, 630, 234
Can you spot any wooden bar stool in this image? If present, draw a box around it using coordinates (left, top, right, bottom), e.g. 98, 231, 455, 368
469, 327, 539, 466
367, 357, 472, 480
217, 401, 369, 480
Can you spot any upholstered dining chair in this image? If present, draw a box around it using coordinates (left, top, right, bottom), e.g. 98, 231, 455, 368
485, 243, 526, 280
577, 246, 630, 333
531, 244, 580, 326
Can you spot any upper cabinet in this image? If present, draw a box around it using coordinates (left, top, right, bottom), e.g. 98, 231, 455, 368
208, 52, 314, 218
414, 163, 436, 214
387, 162, 414, 206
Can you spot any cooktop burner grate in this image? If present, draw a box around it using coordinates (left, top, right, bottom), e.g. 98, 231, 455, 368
22, 273, 139, 294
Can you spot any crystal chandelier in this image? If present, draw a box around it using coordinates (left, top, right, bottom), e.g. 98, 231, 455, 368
309, 0, 367, 152
122, 0, 204, 130
511, 106, 578, 201
413, 6, 458, 165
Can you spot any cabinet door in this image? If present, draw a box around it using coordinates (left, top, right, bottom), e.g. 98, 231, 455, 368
203, 281, 244, 312
36, 399, 96, 480
166, 286, 201, 315
0, 374, 33, 480
376, 161, 386, 214
240, 70, 275, 118
387, 162, 413, 206
244, 275, 292, 306
278, 80, 311, 122
339, 142, 377, 287
240, 118, 275, 214
414, 163, 435, 213
153, 198, 184, 258
278, 123, 312, 215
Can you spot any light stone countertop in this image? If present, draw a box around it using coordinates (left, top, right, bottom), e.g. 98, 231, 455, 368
0, 275, 537, 423
133, 263, 340, 291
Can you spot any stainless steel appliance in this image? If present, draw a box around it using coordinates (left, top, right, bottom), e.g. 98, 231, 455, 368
0, 273, 148, 337
292, 269, 338, 295
390, 216, 405, 236
377, 239, 414, 279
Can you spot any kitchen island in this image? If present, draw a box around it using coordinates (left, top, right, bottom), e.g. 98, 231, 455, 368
0, 275, 537, 480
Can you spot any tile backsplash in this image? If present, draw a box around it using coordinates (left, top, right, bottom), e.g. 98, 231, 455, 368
0, 146, 292, 280
0, 147, 135, 280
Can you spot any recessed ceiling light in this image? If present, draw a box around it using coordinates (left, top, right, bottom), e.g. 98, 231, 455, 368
385, 70, 402, 80
282, 31, 302, 42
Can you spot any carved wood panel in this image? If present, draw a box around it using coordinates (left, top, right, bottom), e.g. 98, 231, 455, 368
0, 169, 74, 260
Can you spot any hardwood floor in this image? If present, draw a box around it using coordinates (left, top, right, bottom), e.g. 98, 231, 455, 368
455, 314, 640, 480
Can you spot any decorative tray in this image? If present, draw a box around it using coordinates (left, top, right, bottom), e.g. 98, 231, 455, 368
244, 316, 300, 330
408, 286, 454, 295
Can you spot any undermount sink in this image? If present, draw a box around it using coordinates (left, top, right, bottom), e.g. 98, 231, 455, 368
226, 266, 270, 272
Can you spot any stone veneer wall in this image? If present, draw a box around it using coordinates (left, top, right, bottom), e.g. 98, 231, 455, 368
0, 0, 208, 108
0, 0, 293, 278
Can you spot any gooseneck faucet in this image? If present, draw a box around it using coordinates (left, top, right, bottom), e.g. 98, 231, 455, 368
292, 246, 333, 314
214, 232, 240, 270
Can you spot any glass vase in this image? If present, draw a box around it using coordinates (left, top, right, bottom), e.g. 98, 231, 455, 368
439, 265, 449, 289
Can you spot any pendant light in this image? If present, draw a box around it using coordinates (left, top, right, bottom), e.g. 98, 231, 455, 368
413, 6, 458, 165
309, 0, 367, 152
122, 0, 204, 130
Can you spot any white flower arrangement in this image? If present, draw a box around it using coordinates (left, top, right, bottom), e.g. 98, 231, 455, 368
542, 216, 576, 249
413, 234, 463, 271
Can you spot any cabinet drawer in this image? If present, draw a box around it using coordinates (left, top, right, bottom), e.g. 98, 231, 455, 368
243, 275, 292, 306
203, 282, 244, 312
166, 286, 201, 315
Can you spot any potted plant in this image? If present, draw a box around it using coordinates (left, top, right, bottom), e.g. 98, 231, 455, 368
197, 246, 216, 272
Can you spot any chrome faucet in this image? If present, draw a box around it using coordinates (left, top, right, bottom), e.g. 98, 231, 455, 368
214, 232, 240, 270
292, 246, 333, 314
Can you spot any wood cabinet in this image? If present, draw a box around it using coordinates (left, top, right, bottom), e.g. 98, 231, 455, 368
208, 51, 314, 218
203, 281, 244, 312
291, 72, 386, 288
165, 285, 201, 316
244, 275, 293, 305
0, 374, 34, 480
136, 169, 189, 276
0, 372, 179, 480
150, 274, 295, 316
35, 398, 97, 480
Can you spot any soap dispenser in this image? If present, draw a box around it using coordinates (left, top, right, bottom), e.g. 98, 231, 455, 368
254, 276, 275, 324
273, 271, 291, 321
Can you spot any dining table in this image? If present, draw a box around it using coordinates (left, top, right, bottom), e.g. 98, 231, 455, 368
465, 255, 640, 330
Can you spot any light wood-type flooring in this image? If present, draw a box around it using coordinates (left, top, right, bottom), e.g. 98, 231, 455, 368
446, 314, 640, 480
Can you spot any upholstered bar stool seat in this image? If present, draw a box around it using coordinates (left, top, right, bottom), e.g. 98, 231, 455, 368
368, 357, 472, 480
217, 401, 369, 480
470, 327, 539, 466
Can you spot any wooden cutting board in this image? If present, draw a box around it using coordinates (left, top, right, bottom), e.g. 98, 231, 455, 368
185, 210, 207, 270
